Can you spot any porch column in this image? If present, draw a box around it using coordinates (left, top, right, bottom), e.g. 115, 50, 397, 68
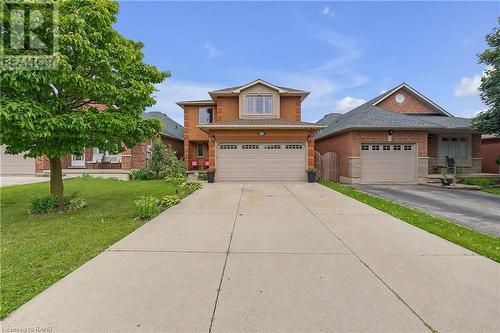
208, 137, 216, 170
184, 139, 190, 169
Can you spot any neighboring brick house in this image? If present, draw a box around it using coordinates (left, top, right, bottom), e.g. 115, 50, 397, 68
35, 112, 184, 173
315, 83, 482, 184
481, 135, 500, 174
177, 79, 324, 181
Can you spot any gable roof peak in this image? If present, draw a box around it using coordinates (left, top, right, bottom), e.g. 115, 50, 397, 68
372, 82, 452, 116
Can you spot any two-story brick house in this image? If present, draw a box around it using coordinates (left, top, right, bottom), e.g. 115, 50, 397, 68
177, 79, 324, 181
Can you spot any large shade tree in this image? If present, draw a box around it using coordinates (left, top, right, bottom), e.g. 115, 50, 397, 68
471, 19, 500, 135
0, 0, 168, 204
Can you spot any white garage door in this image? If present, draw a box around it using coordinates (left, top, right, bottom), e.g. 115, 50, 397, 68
1, 145, 35, 175
360, 143, 417, 184
217, 143, 306, 181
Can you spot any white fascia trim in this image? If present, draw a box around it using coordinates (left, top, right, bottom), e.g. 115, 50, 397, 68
232, 79, 286, 93
197, 124, 326, 130
372, 83, 453, 117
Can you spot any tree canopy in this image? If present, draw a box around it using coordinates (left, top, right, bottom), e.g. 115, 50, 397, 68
471, 19, 500, 135
0, 0, 168, 201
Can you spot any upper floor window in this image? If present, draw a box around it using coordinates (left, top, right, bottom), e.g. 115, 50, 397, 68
199, 107, 214, 124
246, 95, 273, 114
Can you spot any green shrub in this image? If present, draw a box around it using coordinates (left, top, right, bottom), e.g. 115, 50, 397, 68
30, 195, 58, 214
30, 193, 87, 214
148, 137, 168, 178
198, 171, 207, 181
462, 178, 498, 187
134, 196, 161, 219
64, 193, 88, 210
129, 168, 153, 181
181, 181, 203, 194
160, 195, 181, 209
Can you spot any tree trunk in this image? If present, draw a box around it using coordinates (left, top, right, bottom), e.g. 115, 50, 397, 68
49, 157, 64, 207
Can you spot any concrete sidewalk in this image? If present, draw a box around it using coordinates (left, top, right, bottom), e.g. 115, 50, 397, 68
3, 182, 499, 332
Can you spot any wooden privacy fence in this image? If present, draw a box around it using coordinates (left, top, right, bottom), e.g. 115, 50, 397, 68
315, 151, 339, 182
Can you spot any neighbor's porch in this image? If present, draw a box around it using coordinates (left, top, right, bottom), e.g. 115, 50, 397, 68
425, 131, 482, 176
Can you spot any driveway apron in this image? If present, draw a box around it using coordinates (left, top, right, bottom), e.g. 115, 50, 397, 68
3, 182, 499, 333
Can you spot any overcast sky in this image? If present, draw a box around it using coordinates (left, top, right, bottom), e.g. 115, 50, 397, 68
115, 1, 498, 125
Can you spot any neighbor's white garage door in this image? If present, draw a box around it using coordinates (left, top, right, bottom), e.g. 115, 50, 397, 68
1, 145, 35, 175
216, 143, 306, 181
360, 143, 417, 184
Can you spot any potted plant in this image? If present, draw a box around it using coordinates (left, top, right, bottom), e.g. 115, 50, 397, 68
306, 167, 317, 183
440, 168, 454, 186
206, 169, 215, 183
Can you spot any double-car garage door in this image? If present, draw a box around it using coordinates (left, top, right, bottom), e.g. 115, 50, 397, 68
217, 142, 306, 181
360, 143, 417, 184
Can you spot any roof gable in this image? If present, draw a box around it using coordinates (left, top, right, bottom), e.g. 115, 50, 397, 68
232, 79, 286, 93
372, 83, 452, 116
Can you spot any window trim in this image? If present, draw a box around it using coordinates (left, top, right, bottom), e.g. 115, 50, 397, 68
239, 88, 280, 119
437, 134, 472, 166
196, 143, 205, 158
244, 94, 274, 115
198, 107, 214, 124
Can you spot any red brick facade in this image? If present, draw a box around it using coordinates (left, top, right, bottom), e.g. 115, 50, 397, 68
315, 130, 428, 177
481, 137, 500, 174
182, 85, 313, 171
35, 135, 184, 173
376, 87, 441, 114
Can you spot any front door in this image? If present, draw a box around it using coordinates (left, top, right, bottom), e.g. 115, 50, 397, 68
71, 154, 85, 167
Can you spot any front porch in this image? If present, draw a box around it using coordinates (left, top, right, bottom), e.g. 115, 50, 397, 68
426, 172, 500, 183
423, 131, 482, 178
185, 141, 209, 170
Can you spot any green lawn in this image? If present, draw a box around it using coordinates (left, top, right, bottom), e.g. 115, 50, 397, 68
482, 187, 500, 196
0, 176, 187, 319
320, 181, 500, 263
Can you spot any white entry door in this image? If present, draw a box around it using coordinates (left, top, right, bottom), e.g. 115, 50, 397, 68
216, 142, 306, 181
71, 154, 85, 167
360, 143, 417, 184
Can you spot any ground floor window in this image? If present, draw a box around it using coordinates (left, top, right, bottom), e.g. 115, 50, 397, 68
439, 136, 469, 161
197, 143, 205, 157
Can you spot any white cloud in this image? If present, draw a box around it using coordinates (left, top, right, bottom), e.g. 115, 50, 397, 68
204, 41, 221, 59
228, 29, 369, 121
454, 74, 481, 97
461, 38, 474, 45
322, 6, 335, 18
335, 96, 366, 112
147, 79, 219, 125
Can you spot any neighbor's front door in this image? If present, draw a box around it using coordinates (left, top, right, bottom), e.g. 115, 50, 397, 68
71, 154, 85, 167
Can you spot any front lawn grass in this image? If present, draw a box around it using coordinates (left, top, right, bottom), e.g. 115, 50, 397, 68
482, 187, 500, 195
320, 181, 500, 263
0, 176, 187, 319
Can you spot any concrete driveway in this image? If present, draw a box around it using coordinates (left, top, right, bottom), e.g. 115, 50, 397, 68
3, 183, 499, 332
355, 185, 500, 237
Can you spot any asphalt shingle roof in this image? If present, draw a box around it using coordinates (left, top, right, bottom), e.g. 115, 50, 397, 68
316, 113, 342, 125
142, 112, 184, 140
315, 85, 472, 140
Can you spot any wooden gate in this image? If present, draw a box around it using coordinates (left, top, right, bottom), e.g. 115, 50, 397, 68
315, 151, 339, 182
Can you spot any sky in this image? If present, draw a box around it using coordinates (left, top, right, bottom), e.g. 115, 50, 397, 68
115, 1, 499, 125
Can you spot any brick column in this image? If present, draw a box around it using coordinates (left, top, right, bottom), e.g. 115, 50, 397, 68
307, 134, 315, 169
208, 137, 216, 170
121, 147, 132, 170
184, 139, 190, 169
35, 156, 50, 173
